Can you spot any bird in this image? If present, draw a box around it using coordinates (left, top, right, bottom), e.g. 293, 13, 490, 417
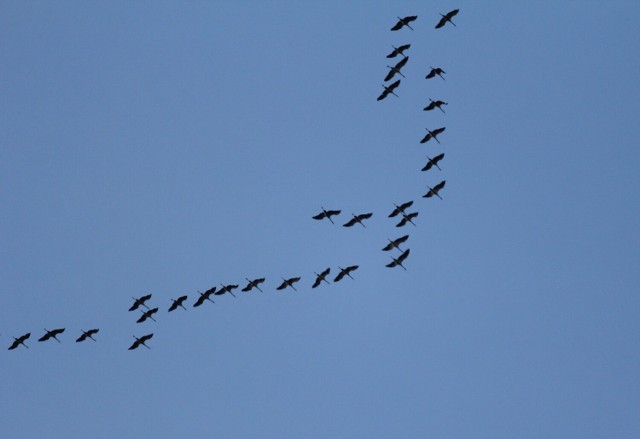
76, 329, 99, 343
343, 212, 373, 228
391, 15, 418, 31
334, 265, 359, 282
384, 56, 409, 81
312, 207, 341, 224
128, 333, 153, 350
168, 295, 188, 312
242, 277, 266, 293
421, 127, 446, 144
217, 284, 238, 298
377, 79, 401, 101
193, 288, 216, 307
129, 294, 152, 312
277, 277, 301, 291
137, 307, 159, 323
422, 153, 445, 172
396, 211, 419, 227
435, 9, 459, 29
423, 99, 448, 113
386, 44, 411, 58
382, 235, 409, 252
423, 180, 446, 199
386, 249, 411, 270
38, 328, 65, 343
425, 67, 446, 80
389, 201, 414, 218
8, 332, 30, 350
312, 268, 331, 288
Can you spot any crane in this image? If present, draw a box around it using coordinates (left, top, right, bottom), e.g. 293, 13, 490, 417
386, 249, 411, 270
312, 207, 341, 224
435, 9, 459, 29
137, 307, 159, 323
421, 127, 446, 144
76, 329, 99, 343
312, 268, 331, 288
384, 56, 409, 81
423, 180, 446, 200
277, 277, 301, 292
391, 15, 418, 31
396, 211, 419, 227
334, 265, 359, 282
128, 333, 153, 350
129, 294, 152, 312
343, 212, 373, 228
386, 44, 411, 58
217, 283, 238, 298
389, 200, 413, 218
193, 288, 216, 307
242, 277, 266, 293
423, 99, 448, 113
422, 153, 445, 172
168, 295, 188, 312
382, 235, 409, 252
8, 332, 30, 350
38, 328, 65, 343
425, 67, 446, 80
377, 79, 401, 101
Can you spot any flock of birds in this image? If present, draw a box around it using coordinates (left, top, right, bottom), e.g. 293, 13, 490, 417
5, 8, 460, 352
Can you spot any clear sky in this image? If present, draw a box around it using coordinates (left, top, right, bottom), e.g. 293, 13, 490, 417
1, 2, 639, 438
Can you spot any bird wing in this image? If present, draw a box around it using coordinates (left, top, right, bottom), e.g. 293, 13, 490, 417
384, 69, 396, 82
421, 133, 432, 143
388, 207, 401, 217
343, 218, 357, 227
395, 235, 409, 245
434, 180, 446, 191
38, 333, 50, 342
433, 127, 446, 136
320, 268, 331, 277
276, 281, 287, 290
359, 213, 373, 220
426, 70, 436, 78
424, 102, 436, 111
434, 153, 445, 163
178, 296, 187, 303
388, 80, 400, 91
396, 217, 408, 227
405, 15, 417, 22
386, 260, 398, 268
141, 333, 153, 342
382, 242, 395, 251
241, 283, 252, 292
447, 9, 459, 19
399, 44, 411, 52
76, 333, 87, 342
312, 277, 322, 288
194, 295, 206, 307
395, 56, 409, 70
334, 271, 346, 282
312, 212, 326, 220
399, 201, 413, 210
377, 88, 390, 101
347, 265, 359, 273
398, 249, 411, 263
326, 210, 340, 217
422, 161, 433, 171
407, 212, 419, 220
386, 48, 399, 58
168, 302, 178, 312
290, 277, 301, 284
435, 16, 447, 28
390, 20, 404, 31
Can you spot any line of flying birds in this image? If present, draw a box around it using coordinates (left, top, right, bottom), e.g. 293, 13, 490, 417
4, 8, 460, 352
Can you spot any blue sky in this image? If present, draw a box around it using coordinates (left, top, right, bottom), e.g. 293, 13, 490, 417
1, 2, 639, 438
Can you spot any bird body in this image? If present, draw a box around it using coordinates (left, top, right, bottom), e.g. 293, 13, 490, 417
422, 153, 445, 172
76, 329, 99, 343
421, 127, 446, 144
168, 295, 188, 312
435, 9, 459, 29
343, 212, 373, 228
334, 265, 359, 282
129, 333, 153, 350
382, 235, 409, 252
423, 180, 446, 199
312, 268, 331, 288
377, 79, 401, 101
386, 249, 411, 270
391, 15, 418, 31
38, 328, 65, 343
386, 44, 411, 58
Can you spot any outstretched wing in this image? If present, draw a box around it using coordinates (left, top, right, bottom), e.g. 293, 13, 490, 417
421, 133, 433, 143
398, 249, 411, 263
435, 16, 448, 29
384, 69, 397, 82
433, 127, 446, 136
434, 180, 446, 191
394, 56, 409, 71
312, 212, 327, 220
359, 212, 373, 220
334, 270, 347, 282
447, 9, 459, 19
343, 217, 358, 227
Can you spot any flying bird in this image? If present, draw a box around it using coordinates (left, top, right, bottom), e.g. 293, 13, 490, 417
137, 307, 159, 323
277, 277, 301, 291
217, 284, 238, 298
242, 277, 266, 293
168, 295, 188, 312
421, 127, 446, 144
389, 201, 413, 218
391, 15, 417, 31
334, 265, 359, 282
423, 99, 448, 113
386, 249, 411, 270
396, 211, 419, 227
384, 56, 409, 81
382, 235, 409, 252
423, 180, 446, 200
38, 328, 65, 343
76, 329, 99, 343
425, 67, 446, 80
312, 207, 341, 224
129, 333, 153, 350
435, 9, 459, 29
386, 44, 411, 58
422, 153, 445, 172
8, 332, 30, 350
343, 212, 373, 228
377, 79, 401, 101
193, 288, 216, 307
129, 294, 152, 312
312, 268, 331, 288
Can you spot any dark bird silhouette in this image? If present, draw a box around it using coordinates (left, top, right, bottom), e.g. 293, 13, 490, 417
334, 265, 359, 282
423, 180, 446, 200
137, 307, 159, 323
277, 277, 301, 291
423, 99, 448, 113
129, 333, 153, 350
389, 201, 413, 218
384, 56, 409, 81
168, 295, 188, 312
312, 207, 341, 224
391, 15, 417, 31
435, 9, 459, 29
129, 294, 152, 312
242, 277, 266, 293
426, 67, 446, 80
377, 79, 401, 101
8, 332, 30, 350
421, 127, 446, 144
343, 212, 373, 228
382, 235, 409, 252
422, 153, 445, 172
193, 288, 216, 307
217, 284, 238, 298
76, 329, 99, 343
312, 268, 331, 288
386, 249, 411, 270
38, 328, 65, 343
386, 44, 411, 58
396, 211, 419, 227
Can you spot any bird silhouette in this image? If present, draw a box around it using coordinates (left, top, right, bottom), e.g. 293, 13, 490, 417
389, 201, 413, 218
334, 265, 359, 282
168, 295, 188, 312
217, 284, 238, 298
396, 211, 419, 227
277, 277, 301, 291
425, 67, 446, 80
313, 207, 341, 224
76, 329, 99, 343
129, 333, 153, 350
391, 15, 418, 31
423, 99, 448, 113
421, 127, 446, 144
193, 288, 216, 307
137, 307, 158, 323
343, 213, 373, 228
386, 249, 411, 270
242, 277, 266, 293
386, 44, 411, 58
382, 235, 409, 252
377, 79, 401, 101
435, 9, 459, 29
384, 56, 409, 81
129, 294, 152, 311
423, 180, 446, 200
38, 328, 65, 343
8, 332, 30, 350
312, 268, 331, 288
422, 153, 445, 172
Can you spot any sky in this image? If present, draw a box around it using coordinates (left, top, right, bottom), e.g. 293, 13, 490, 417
1, 1, 639, 438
